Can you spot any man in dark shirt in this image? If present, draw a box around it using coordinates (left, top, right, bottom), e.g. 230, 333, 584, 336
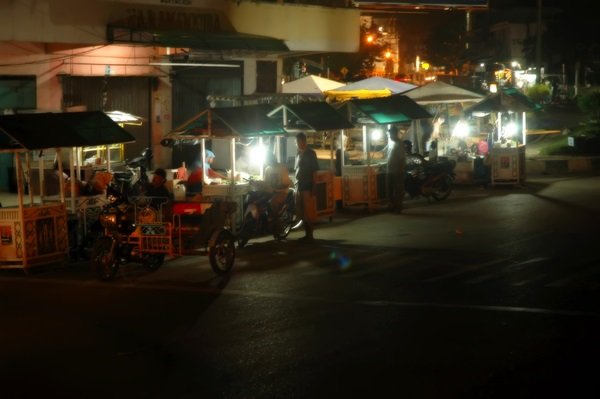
144, 168, 172, 221
294, 132, 319, 241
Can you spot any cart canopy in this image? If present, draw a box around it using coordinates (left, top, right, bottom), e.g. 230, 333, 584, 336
335, 94, 432, 125
268, 102, 354, 132
162, 104, 286, 146
464, 87, 542, 115
0, 111, 135, 151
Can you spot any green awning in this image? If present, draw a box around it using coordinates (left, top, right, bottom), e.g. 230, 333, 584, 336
268, 102, 354, 132
0, 111, 135, 151
336, 94, 432, 125
108, 25, 289, 53
162, 104, 286, 146
55, 111, 136, 146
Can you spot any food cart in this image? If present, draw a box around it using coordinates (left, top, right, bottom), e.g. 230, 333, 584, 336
0, 112, 130, 271
464, 87, 542, 186
161, 104, 286, 234
333, 95, 432, 211
267, 102, 354, 221
404, 81, 485, 184
0, 112, 136, 270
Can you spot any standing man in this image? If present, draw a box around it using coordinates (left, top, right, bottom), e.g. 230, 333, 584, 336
386, 126, 406, 214
294, 132, 319, 241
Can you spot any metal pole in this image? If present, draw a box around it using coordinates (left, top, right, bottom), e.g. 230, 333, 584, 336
535, 0, 543, 84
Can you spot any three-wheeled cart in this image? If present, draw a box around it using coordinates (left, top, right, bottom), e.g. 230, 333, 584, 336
161, 104, 287, 234
0, 111, 138, 271
92, 194, 237, 280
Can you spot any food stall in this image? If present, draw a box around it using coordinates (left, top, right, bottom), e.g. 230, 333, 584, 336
404, 81, 485, 184
267, 102, 354, 221
161, 104, 286, 233
0, 112, 136, 269
333, 95, 432, 211
464, 87, 542, 186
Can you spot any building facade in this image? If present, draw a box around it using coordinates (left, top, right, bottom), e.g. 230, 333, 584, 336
0, 0, 359, 171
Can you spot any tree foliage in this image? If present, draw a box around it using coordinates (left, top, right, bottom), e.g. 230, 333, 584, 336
577, 91, 600, 122
526, 83, 550, 104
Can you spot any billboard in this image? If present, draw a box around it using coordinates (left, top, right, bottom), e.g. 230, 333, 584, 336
355, 1, 488, 7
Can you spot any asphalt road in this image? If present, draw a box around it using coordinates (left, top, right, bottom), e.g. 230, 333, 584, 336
1, 175, 599, 398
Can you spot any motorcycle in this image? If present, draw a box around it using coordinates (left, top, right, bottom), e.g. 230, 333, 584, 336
237, 178, 296, 248
404, 155, 456, 201
91, 184, 167, 281
111, 147, 153, 197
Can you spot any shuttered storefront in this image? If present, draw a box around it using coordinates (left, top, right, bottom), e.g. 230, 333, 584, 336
170, 63, 243, 167
61, 76, 151, 160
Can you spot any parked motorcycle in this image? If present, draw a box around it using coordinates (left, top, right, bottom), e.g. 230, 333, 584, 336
91, 184, 167, 281
111, 147, 152, 197
237, 178, 296, 248
404, 155, 456, 201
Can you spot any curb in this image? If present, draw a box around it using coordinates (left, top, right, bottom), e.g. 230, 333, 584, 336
526, 156, 600, 175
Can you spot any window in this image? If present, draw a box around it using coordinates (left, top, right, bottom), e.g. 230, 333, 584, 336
256, 61, 277, 93
0, 75, 36, 111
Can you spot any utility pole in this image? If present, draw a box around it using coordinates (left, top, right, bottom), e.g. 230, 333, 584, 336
535, 0, 543, 83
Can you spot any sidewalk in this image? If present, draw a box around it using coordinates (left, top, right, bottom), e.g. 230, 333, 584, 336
526, 135, 600, 176
525, 101, 600, 175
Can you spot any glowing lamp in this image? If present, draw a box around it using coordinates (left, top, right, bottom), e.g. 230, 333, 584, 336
452, 120, 469, 138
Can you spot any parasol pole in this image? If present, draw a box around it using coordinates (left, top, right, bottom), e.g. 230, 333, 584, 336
15, 152, 24, 210
57, 148, 65, 204
522, 111, 527, 145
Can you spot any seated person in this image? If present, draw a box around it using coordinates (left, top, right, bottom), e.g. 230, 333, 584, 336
403, 140, 426, 164
54, 160, 87, 196
143, 168, 172, 221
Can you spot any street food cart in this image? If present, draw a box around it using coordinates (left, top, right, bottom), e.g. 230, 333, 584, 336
404, 81, 485, 184
0, 112, 136, 270
464, 87, 542, 186
268, 102, 354, 221
161, 104, 286, 234
333, 95, 432, 211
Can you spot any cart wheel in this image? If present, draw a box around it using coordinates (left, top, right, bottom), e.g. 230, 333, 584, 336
273, 205, 294, 240
237, 214, 255, 249
209, 229, 236, 275
91, 237, 119, 281
143, 254, 165, 271
432, 175, 454, 201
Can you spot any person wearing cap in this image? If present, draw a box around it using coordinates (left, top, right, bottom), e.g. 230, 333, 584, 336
186, 149, 228, 193
203, 149, 228, 180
